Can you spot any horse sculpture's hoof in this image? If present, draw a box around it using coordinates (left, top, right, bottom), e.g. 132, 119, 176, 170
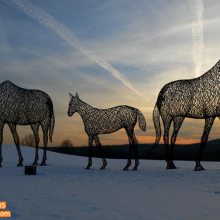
123, 166, 129, 171
132, 166, 138, 171
194, 165, 205, 171
85, 165, 91, 170
17, 162, 23, 167
100, 160, 107, 170
100, 164, 107, 170
40, 162, 46, 166
32, 162, 38, 166
166, 162, 177, 169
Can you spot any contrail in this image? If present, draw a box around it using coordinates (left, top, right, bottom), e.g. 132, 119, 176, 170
2, 0, 146, 100
188, 0, 204, 77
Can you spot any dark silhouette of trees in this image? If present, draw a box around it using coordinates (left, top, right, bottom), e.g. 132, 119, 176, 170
60, 139, 74, 148
21, 134, 35, 147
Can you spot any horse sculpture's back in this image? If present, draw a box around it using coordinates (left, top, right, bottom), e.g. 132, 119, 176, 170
0, 81, 53, 125
0, 80, 55, 167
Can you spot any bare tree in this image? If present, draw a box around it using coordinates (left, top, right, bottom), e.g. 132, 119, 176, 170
60, 139, 74, 148
20, 134, 35, 147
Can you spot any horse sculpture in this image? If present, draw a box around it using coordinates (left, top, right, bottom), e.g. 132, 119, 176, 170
0, 81, 55, 167
153, 60, 220, 171
68, 92, 146, 170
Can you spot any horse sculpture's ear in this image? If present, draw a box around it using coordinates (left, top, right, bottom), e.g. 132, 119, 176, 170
69, 93, 74, 99
75, 92, 79, 98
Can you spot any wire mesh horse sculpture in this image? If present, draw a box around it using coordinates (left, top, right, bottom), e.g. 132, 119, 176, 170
0, 81, 55, 167
153, 60, 220, 171
68, 93, 146, 170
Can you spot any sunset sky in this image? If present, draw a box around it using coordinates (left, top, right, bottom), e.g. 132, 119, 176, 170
1, 0, 220, 146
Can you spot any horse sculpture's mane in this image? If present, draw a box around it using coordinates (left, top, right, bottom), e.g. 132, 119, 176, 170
199, 59, 220, 78
166, 60, 220, 87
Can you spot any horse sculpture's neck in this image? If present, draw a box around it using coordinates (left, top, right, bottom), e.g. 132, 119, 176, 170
200, 59, 220, 80
77, 99, 94, 121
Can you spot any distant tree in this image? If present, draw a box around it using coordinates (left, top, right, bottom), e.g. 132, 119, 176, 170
60, 139, 73, 148
20, 134, 35, 147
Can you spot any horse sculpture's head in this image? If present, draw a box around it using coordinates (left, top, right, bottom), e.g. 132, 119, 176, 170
68, 92, 79, 116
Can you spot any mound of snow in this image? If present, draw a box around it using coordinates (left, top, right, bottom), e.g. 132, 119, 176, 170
0, 145, 220, 220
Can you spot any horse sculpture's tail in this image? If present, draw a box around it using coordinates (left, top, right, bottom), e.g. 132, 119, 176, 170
153, 104, 161, 145
137, 110, 146, 131
49, 113, 55, 142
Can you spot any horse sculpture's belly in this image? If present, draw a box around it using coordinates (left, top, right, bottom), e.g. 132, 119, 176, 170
85, 121, 123, 135
2, 111, 42, 125
84, 107, 136, 135
185, 95, 220, 118
159, 79, 220, 119
0, 98, 49, 125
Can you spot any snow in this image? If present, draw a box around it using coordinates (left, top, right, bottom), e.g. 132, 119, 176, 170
0, 145, 220, 220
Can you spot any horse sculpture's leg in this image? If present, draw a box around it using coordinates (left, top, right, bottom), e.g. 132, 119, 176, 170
195, 117, 215, 171
8, 123, 23, 167
169, 117, 185, 169
162, 116, 172, 169
94, 135, 107, 170
86, 135, 93, 169
40, 121, 49, 166
124, 139, 132, 170
131, 133, 139, 171
0, 122, 4, 167
124, 128, 134, 170
31, 123, 40, 165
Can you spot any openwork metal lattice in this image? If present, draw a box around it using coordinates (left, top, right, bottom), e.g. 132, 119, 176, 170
0, 81, 55, 167
153, 60, 220, 171
68, 93, 146, 170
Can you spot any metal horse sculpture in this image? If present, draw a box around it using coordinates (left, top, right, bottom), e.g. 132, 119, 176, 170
153, 60, 220, 171
0, 81, 55, 167
68, 93, 146, 170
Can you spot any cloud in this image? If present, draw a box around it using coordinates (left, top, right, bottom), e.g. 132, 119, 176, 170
2, 0, 146, 100
2, 0, 220, 146
187, 0, 204, 76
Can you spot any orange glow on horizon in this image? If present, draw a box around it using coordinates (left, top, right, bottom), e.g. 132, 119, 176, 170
136, 135, 200, 145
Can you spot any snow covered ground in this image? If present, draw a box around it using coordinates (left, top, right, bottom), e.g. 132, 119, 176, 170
0, 145, 220, 220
